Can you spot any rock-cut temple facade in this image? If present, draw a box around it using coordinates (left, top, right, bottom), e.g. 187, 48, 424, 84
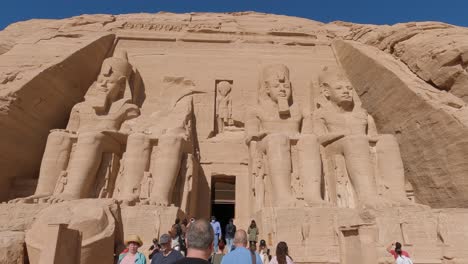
1, 11, 468, 264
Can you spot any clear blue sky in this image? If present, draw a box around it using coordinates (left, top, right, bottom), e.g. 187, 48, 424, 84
1, 0, 467, 30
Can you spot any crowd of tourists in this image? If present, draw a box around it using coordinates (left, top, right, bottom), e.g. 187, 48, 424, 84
117, 216, 413, 264
117, 216, 291, 264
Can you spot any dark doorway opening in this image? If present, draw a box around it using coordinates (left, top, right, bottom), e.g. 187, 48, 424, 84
211, 175, 235, 239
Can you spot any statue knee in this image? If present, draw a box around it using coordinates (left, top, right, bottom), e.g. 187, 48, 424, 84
47, 131, 71, 145
265, 133, 289, 148
342, 134, 370, 151
377, 134, 400, 151
78, 131, 105, 145
159, 134, 183, 145
263, 134, 290, 154
128, 132, 148, 144
345, 134, 368, 141
299, 134, 319, 146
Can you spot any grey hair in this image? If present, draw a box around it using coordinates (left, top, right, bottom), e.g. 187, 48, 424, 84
186, 219, 214, 250
234, 229, 248, 246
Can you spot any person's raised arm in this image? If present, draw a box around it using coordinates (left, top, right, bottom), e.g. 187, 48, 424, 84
386, 242, 394, 253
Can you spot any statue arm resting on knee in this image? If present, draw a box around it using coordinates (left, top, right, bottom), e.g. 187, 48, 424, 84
312, 111, 344, 146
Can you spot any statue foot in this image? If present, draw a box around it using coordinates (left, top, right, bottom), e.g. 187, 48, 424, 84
394, 198, 429, 209
359, 197, 395, 209
148, 199, 169, 206
276, 198, 302, 208
118, 199, 137, 206
305, 199, 330, 208
116, 195, 139, 206
9, 194, 51, 204
139, 199, 150, 205
40, 194, 76, 204
9, 197, 35, 204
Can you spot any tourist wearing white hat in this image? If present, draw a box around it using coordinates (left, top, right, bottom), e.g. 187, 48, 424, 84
118, 234, 147, 264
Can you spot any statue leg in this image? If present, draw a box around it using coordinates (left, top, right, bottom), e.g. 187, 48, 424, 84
216, 117, 224, 133
116, 132, 151, 205
10, 131, 73, 203
50, 132, 120, 202
341, 135, 380, 207
254, 172, 265, 211
150, 134, 184, 206
298, 134, 324, 205
262, 133, 295, 207
376, 134, 409, 203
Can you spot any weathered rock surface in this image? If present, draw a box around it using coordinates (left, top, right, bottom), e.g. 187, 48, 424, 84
346, 22, 468, 102
334, 40, 468, 207
0, 203, 48, 232
26, 199, 117, 264
0, 231, 25, 264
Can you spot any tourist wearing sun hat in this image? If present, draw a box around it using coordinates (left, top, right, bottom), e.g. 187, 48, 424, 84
118, 234, 147, 264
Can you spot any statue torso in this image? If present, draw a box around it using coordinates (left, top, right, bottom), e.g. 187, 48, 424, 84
318, 107, 368, 135
75, 100, 133, 133
216, 95, 231, 118
256, 101, 302, 135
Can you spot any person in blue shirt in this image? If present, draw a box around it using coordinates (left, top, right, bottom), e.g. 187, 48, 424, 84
221, 230, 262, 264
210, 216, 222, 252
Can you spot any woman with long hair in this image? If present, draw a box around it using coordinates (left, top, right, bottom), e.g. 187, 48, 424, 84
247, 219, 259, 247
269, 241, 293, 264
395, 248, 413, 264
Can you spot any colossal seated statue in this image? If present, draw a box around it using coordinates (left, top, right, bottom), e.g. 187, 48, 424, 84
114, 77, 198, 206
11, 51, 140, 203
314, 69, 410, 208
245, 64, 323, 208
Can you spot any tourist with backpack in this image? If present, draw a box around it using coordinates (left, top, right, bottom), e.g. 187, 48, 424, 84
210, 240, 225, 264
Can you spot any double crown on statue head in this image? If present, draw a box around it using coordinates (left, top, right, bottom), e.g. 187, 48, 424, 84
99, 50, 135, 102
101, 50, 132, 80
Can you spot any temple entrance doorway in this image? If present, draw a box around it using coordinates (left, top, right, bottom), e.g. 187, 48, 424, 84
211, 175, 236, 237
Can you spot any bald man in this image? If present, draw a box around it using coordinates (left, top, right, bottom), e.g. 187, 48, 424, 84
221, 230, 262, 264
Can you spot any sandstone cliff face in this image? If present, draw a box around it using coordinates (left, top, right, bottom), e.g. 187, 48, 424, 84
334, 40, 468, 207
0, 16, 115, 200
1, 12, 468, 208
345, 21, 468, 102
